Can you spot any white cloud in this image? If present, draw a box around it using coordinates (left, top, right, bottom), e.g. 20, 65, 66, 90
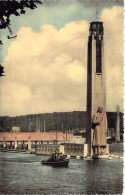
101, 6, 123, 111
0, 6, 123, 116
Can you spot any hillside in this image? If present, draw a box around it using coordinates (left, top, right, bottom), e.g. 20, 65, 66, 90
0, 111, 123, 132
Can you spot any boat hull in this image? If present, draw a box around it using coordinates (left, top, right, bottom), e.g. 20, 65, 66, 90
42, 159, 69, 167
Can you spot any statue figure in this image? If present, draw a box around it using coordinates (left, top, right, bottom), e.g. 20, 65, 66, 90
92, 106, 107, 155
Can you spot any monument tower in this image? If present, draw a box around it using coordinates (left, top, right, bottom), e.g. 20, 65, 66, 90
86, 21, 106, 156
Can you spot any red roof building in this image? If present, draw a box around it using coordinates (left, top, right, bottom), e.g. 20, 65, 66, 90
0, 132, 73, 142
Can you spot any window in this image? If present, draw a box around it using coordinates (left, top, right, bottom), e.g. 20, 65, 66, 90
96, 40, 102, 74
92, 30, 96, 35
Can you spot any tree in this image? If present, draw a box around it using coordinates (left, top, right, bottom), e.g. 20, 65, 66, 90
0, 64, 5, 76
0, 0, 42, 76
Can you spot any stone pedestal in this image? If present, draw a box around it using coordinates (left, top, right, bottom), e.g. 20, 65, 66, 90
92, 144, 109, 159
3, 141, 6, 149
59, 144, 64, 154
14, 141, 18, 149
92, 154, 110, 159
28, 141, 31, 150
83, 144, 88, 158
102, 144, 109, 154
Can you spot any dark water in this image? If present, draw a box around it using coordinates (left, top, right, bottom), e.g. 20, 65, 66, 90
0, 143, 123, 194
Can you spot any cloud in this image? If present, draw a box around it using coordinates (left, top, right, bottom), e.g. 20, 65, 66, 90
101, 6, 123, 111
0, 6, 123, 116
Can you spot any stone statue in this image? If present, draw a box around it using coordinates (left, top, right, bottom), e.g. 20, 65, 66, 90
92, 106, 107, 155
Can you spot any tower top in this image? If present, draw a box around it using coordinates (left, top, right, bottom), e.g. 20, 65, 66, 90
89, 21, 103, 35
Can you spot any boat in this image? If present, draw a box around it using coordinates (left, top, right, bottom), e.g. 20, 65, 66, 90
42, 159, 69, 167
41, 151, 69, 167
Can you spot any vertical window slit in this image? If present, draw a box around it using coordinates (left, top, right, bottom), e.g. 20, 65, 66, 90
96, 40, 102, 74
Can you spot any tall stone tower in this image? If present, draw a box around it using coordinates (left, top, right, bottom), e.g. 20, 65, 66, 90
86, 21, 106, 157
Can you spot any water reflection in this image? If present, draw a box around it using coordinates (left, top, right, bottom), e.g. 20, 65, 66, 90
84, 159, 123, 194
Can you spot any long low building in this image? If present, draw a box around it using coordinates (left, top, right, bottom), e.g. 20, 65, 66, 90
0, 132, 87, 157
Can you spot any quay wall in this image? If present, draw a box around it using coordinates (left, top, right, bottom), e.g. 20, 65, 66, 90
36, 143, 88, 158
0, 141, 87, 158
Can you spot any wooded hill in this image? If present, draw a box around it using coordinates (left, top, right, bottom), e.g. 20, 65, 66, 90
0, 111, 123, 133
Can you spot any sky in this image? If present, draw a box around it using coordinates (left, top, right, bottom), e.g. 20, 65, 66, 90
0, 0, 124, 116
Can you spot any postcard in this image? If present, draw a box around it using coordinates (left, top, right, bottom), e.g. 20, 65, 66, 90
0, 0, 123, 194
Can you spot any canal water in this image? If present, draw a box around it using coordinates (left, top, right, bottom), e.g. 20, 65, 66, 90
0, 143, 123, 194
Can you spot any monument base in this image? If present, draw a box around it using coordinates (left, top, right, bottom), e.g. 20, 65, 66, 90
92, 144, 109, 159
92, 153, 110, 159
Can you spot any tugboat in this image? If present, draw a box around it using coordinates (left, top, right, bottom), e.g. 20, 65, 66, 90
41, 151, 69, 167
